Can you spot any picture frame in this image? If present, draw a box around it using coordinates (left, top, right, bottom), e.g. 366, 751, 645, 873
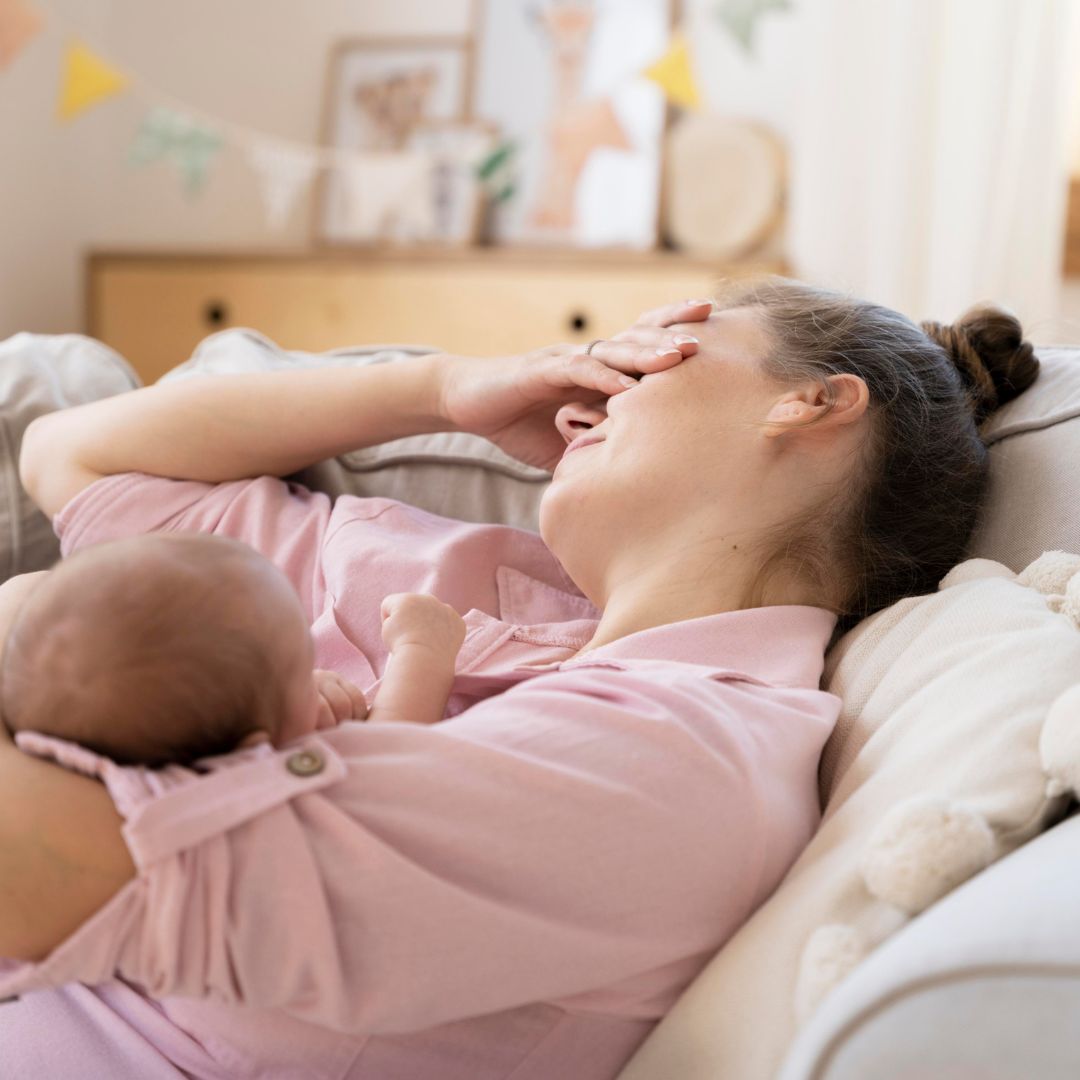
406, 119, 499, 246
314, 36, 476, 246
471, 0, 676, 250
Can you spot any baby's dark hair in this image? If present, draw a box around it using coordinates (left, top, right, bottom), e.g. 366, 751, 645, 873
1, 534, 296, 766
718, 277, 1039, 634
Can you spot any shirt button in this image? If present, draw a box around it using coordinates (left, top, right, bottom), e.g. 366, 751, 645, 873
285, 749, 324, 777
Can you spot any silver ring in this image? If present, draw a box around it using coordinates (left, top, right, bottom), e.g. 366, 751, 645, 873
585, 339, 603, 355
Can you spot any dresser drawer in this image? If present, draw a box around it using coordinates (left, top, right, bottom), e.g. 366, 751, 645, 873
88, 251, 783, 384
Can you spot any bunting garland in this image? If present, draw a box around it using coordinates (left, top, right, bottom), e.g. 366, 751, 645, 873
1, 0, 710, 224
0, 0, 41, 71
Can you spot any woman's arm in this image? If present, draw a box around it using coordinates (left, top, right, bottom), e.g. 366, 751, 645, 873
21, 300, 712, 516
20, 356, 449, 518
0, 736, 134, 962
0, 668, 777, 1032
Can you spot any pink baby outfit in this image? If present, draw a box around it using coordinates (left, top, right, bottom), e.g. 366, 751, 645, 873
0, 473, 841, 1079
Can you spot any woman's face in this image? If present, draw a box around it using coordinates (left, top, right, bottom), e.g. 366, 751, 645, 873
538, 307, 783, 598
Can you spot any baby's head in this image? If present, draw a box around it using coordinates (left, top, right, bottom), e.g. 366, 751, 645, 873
0, 534, 321, 766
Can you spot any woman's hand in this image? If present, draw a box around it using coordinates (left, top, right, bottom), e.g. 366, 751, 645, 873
437, 299, 714, 472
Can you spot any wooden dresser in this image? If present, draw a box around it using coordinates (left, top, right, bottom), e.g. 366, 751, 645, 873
87, 248, 786, 384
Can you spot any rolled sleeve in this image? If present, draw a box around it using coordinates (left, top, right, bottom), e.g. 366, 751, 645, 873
0, 667, 779, 1035
53, 472, 332, 620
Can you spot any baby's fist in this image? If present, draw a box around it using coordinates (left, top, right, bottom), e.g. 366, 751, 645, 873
380, 592, 467, 660
313, 669, 369, 730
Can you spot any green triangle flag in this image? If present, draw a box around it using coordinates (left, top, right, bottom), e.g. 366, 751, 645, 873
715, 0, 792, 55
129, 107, 223, 196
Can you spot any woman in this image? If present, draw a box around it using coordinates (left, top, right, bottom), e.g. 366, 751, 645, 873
0, 279, 1037, 1078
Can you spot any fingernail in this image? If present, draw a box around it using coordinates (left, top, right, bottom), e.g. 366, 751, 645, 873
619, 375, 638, 388
656, 347, 679, 358
686, 298, 713, 307
673, 335, 699, 345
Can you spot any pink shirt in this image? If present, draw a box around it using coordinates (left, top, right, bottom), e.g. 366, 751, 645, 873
0, 473, 840, 1079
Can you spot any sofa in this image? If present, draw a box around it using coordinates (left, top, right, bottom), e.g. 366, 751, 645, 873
3, 327, 1080, 1080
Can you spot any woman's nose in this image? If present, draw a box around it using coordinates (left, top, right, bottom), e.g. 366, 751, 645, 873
555, 401, 608, 444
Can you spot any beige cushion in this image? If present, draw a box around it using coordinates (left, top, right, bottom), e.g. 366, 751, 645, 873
617, 556, 1080, 1080
969, 347, 1080, 569
160, 329, 552, 532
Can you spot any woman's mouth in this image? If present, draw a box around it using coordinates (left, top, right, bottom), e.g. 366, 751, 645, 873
562, 435, 604, 458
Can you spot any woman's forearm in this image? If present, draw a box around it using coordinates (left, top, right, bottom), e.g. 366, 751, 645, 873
21, 354, 451, 517
0, 740, 134, 961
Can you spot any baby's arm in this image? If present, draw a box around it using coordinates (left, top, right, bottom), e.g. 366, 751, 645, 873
368, 593, 467, 725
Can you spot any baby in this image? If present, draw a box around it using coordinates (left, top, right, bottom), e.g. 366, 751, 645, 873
0, 532, 466, 766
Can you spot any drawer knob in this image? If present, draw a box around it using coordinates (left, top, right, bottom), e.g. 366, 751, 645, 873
568, 310, 590, 334
204, 301, 230, 327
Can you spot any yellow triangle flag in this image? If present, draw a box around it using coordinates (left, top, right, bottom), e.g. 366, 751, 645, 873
643, 33, 701, 110
57, 41, 128, 122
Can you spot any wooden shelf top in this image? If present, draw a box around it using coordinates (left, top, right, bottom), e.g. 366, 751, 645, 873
88, 245, 788, 274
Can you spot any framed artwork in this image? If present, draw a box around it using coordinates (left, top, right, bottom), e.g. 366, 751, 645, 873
407, 120, 499, 245
314, 36, 476, 245
471, 0, 676, 249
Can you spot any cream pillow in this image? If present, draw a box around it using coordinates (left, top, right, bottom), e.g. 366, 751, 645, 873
617, 553, 1080, 1080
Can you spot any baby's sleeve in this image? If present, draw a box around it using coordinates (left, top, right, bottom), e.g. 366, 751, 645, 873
53, 472, 332, 620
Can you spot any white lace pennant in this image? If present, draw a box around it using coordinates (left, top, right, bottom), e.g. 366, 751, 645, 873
247, 141, 318, 231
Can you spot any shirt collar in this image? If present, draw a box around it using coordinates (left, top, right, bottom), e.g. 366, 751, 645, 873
496, 566, 836, 690
571, 605, 837, 689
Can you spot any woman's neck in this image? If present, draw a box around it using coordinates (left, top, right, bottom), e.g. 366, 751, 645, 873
570, 556, 827, 659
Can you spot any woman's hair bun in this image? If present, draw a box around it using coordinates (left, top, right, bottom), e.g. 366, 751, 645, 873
920, 304, 1039, 424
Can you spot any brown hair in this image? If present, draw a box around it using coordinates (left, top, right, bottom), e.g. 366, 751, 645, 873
718, 277, 1040, 634
1, 535, 294, 766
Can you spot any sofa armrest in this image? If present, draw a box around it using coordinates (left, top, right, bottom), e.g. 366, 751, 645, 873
0, 333, 140, 582
778, 806, 1080, 1079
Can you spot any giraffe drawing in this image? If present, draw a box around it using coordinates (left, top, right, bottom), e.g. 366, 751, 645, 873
528, 1, 632, 234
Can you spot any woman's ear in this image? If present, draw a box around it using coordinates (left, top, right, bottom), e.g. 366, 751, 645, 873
763, 374, 869, 438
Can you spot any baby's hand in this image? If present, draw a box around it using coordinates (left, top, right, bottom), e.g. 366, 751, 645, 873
313, 669, 369, 730
380, 592, 467, 663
